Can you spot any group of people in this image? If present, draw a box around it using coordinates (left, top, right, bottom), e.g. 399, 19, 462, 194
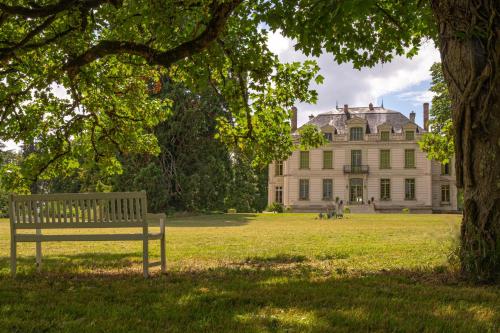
318, 200, 345, 220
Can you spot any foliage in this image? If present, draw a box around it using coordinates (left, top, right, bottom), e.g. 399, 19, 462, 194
113, 81, 232, 213
0, 1, 323, 186
402, 208, 410, 214
0, 143, 23, 215
113, 80, 267, 213
225, 154, 267, 213
344, 207, 351, 214
267, 202, 285, 213
297, 124, 327, 150
419, 63, 454, 164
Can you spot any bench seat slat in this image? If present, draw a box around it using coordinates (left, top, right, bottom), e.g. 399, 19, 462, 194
13, 222, 145, 229
16, 233, 155, 242
10, 192, 146, 201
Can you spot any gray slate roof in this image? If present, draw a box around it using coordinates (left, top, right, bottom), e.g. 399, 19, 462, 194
300, 106, 424, 135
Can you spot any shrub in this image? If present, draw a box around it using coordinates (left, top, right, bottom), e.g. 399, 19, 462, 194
344, 207, 351, 214
227, 208, 237, 214
402, 208, 410, 214
267, 202, 284, 213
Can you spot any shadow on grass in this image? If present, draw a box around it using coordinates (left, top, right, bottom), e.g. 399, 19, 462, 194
167, 213, 257, 228
0, 254, 498, 332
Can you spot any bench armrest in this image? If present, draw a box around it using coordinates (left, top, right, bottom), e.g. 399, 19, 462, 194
145, 213, 167, 224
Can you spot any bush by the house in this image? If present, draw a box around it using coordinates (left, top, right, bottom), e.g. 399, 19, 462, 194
402, 208, 410, 213
344, 207, 351, 214
267, 202, 284, 213
227, 208, 237, 214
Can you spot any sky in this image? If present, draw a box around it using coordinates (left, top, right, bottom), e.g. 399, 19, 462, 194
267, 30, 441, 128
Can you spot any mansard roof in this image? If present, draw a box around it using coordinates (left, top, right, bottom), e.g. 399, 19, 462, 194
300, 106, 424, 135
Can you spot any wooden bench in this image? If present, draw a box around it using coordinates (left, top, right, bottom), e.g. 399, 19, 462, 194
9, 191, 166, 277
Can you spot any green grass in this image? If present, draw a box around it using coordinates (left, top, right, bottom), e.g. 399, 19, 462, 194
0, 213, 498, 332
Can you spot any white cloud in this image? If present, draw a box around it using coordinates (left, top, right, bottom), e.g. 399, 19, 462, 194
267, 29, 291, 55
267, 31, 440, 125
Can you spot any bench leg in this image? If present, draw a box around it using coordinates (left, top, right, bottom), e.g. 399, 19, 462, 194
10, 230, 16, 277
143, 226, 149, 278
36, 228, 42, 272
160, 218, 166, 274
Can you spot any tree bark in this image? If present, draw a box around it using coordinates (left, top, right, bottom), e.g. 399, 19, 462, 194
431, 0, 500, 282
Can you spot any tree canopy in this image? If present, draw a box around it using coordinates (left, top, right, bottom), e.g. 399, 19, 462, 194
0, 0, 436, 190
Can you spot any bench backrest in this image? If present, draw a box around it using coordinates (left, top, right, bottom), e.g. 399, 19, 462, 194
9, 192, 148, 229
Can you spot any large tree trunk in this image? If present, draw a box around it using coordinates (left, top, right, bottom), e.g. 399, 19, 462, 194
431, 0, 500, 282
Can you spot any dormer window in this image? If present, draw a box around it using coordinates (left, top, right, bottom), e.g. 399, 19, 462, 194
350, 127, 364, 141
405, 130, 415, 140
380, 131, 390, 141
324, 132, 333, 141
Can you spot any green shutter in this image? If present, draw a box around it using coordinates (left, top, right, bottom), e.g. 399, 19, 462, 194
300, 151, 309, 169
299, 179, 309, 200
405, 179, 415, 200
380, 179, 390, 200
322, 179, 333, 200
405, 149, 415, 168
380, 150, 390, 169
323, 151, 333, 169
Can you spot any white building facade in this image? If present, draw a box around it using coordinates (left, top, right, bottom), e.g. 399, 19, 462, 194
268, 104, 458, 213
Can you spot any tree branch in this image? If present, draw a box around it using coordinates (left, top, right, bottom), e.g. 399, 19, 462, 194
64, 0, 242, 75
0, 0, 111, 18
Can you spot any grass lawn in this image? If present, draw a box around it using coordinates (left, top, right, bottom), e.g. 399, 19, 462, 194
0, 213, 498, 332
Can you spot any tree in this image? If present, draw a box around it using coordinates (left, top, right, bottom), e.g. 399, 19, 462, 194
0, 0, 498, 281
419, 63, 454, 164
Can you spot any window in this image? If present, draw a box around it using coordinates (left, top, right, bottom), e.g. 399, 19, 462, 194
351, 150, 362, 166
405, 149, 415, 168
299, 179, 309, 200
322, 179, 333, 200
275, 161, 283, 176
380, 150, 391, 169
323, 151, 333, 169
405, 130, 415, 140
441, 163, 450, 175
441, 185, 450, 203
380, 131, 390, 141
380, 179, 391, 200
299, 151, 309, 169
405, 179, 416, 200
275, 186, 283, 204
350, 127, 364, 141
324, 132, 333, 141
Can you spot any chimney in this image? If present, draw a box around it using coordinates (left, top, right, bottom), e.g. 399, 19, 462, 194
291, 106, 297, 131
343, 104, 350, 119
369, 102, 374, 111
308, 114, 314, 121
423, 102, 429, 131
409, 111, 416, 122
